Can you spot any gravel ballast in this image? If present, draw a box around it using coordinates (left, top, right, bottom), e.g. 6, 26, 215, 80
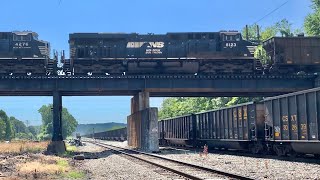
97, 140, 320, 179
76, 142, 171, 180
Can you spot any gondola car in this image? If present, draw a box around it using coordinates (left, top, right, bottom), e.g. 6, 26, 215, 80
263, 36, 320, 74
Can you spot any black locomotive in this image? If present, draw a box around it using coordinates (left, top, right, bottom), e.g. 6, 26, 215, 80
67, 31, 261, 75
1, 30, 320, 76
0, 31, 56, 75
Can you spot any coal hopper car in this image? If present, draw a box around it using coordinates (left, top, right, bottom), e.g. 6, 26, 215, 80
67, 31, 260, 75
195, 102, 266, 153
159, 115, 197, 147
263, 36, 320, 74
87, 127, 127, 141
264, 87, 320, 157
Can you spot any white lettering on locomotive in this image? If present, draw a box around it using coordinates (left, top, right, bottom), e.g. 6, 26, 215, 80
13, 42, 30, 49
225, 43, 237, 48
127, 42, 164, 48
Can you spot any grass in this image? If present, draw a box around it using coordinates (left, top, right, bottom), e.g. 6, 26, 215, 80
60, 143, 77, 157
0, 141, 49, 154
66, 144, 77, 152
56, 159, 69, 167
17, 156, 70, 174
64, 170, 86, 179
17, 156, 85, 179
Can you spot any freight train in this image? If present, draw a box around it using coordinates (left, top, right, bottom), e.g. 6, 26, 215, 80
84, 127, 128, 141
89, 87, 320, 157
159, 87, 320, 157
1, 30, 320, 76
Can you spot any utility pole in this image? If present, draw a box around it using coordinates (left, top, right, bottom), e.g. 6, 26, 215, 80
92, 128, 95, 140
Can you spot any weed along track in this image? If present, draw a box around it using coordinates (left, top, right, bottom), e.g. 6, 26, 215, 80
85, 140, 253, 180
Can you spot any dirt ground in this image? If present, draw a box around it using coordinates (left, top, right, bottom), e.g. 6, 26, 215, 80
0, 141, 84, 180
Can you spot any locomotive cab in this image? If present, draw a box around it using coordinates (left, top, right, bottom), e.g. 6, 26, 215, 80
220, 31, 255, 58
0, 31, 52, 75
220, 31, 241, 49
12, 32, 33, 57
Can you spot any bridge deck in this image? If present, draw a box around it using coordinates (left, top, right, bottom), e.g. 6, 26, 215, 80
0, 74, 316, 97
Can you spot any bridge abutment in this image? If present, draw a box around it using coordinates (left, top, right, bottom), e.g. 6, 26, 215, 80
127, 91, 159, 152
47, 91, 66, 154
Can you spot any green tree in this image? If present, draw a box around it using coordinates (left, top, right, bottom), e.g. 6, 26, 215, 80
159, 97, 233, 119
304, 0, 320, 36
38, 104, 78, 140
242, 19, 301, 64
158, 97, 264, 120
10, 117, 29, 135
0, 112, 6, 140
242, 24, 261, 41
28, 126, 38, 137
0, 110, 14, 141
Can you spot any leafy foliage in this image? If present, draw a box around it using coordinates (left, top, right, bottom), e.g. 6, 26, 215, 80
158, 97, 263, 120
38, 104, 78, 140
304, 0, 320, 36
241, 19, 303, 64
0, 110, 14, 141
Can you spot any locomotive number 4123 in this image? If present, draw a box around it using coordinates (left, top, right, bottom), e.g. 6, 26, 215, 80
225, 43, 237, 48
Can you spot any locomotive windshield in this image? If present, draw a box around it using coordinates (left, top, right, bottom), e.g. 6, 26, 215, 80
12, 32, 32, 41
221, 33, 241, 41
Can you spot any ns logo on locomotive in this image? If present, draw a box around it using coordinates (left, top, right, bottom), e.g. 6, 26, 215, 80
0, 30, 320, 76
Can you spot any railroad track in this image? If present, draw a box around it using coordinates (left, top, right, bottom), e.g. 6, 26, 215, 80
85, 140, 253, 180
0, 74, 315, 80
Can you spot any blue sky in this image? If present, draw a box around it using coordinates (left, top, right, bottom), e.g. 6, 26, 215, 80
0, 0, 312, 125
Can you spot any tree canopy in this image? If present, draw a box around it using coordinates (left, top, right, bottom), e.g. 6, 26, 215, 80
158, 97, 262, 120
241, 19, 302, 64
0, 110, 14, 141
304, 0, 320, 36
38, 104, 78, 140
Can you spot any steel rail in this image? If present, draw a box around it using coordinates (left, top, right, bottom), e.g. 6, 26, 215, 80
86, 140, 253, 180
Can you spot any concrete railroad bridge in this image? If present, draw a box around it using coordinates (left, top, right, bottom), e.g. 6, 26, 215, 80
0, 74, 319, 152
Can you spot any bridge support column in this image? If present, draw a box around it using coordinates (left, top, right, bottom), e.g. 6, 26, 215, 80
127, 91, 159, 152
47, 91, 66, 154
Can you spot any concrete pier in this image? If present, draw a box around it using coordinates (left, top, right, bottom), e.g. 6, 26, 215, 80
127, 91, 159, 152
47, 91, 66, 154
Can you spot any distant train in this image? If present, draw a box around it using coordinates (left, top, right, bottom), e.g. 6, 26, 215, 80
84, 127, 127, 141
1, 30, 320, 76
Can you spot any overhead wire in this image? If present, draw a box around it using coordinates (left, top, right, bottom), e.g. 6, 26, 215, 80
253, 0, 290, 24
